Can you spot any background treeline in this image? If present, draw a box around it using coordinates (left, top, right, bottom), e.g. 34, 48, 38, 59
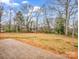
0, 0, 78, 37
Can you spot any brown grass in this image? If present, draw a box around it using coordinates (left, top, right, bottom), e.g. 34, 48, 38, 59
0, 33, 78, 59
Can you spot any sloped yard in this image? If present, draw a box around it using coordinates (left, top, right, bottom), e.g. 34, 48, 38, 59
0, 33, 78, 59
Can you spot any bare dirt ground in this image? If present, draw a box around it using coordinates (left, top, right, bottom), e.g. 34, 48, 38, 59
0, 39, 68, 59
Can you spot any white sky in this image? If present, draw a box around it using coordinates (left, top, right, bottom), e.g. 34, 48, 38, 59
33, 6, 40, 12
0, 0, 19, 6
22, 1, 29, 4
0, 0, 10, 4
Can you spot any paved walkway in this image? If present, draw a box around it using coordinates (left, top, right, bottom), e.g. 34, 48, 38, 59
0, 39, 68, 59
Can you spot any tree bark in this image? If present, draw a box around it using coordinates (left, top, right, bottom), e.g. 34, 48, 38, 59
65, 0, 69, 36
0, 16, 1, 32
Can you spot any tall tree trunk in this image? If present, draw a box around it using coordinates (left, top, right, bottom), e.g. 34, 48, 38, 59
0, 16, 1, 32
0, 3, 3, 32
65, 0, 69, 36
46, 18, 51, 33
9, 8, 12, 32
72, 19, 75, 38
36, 15, 39, 32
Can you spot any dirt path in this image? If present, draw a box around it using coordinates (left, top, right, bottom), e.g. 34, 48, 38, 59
0, 39, 68, 59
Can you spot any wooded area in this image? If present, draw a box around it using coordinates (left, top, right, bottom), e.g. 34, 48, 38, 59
0, 0, 78, 37
0, 0, 78, 59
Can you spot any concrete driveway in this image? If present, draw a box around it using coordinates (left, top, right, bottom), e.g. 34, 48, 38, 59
0, 39, 68, 59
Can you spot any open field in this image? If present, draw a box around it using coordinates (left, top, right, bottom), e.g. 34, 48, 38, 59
0, 33, 78, 59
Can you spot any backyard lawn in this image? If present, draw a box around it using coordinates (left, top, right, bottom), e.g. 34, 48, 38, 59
0, 33, 78, 59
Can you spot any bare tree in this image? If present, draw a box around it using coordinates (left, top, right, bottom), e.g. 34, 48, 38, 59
8, 7, 13, 32
14, 11, 24, 32
42, 4, 52, 33
47, 0, 78, 35
21, 3, 33, 32
0, 3, 3, 32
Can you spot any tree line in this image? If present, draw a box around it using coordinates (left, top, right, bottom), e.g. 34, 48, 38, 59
0, 0, 78, 37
